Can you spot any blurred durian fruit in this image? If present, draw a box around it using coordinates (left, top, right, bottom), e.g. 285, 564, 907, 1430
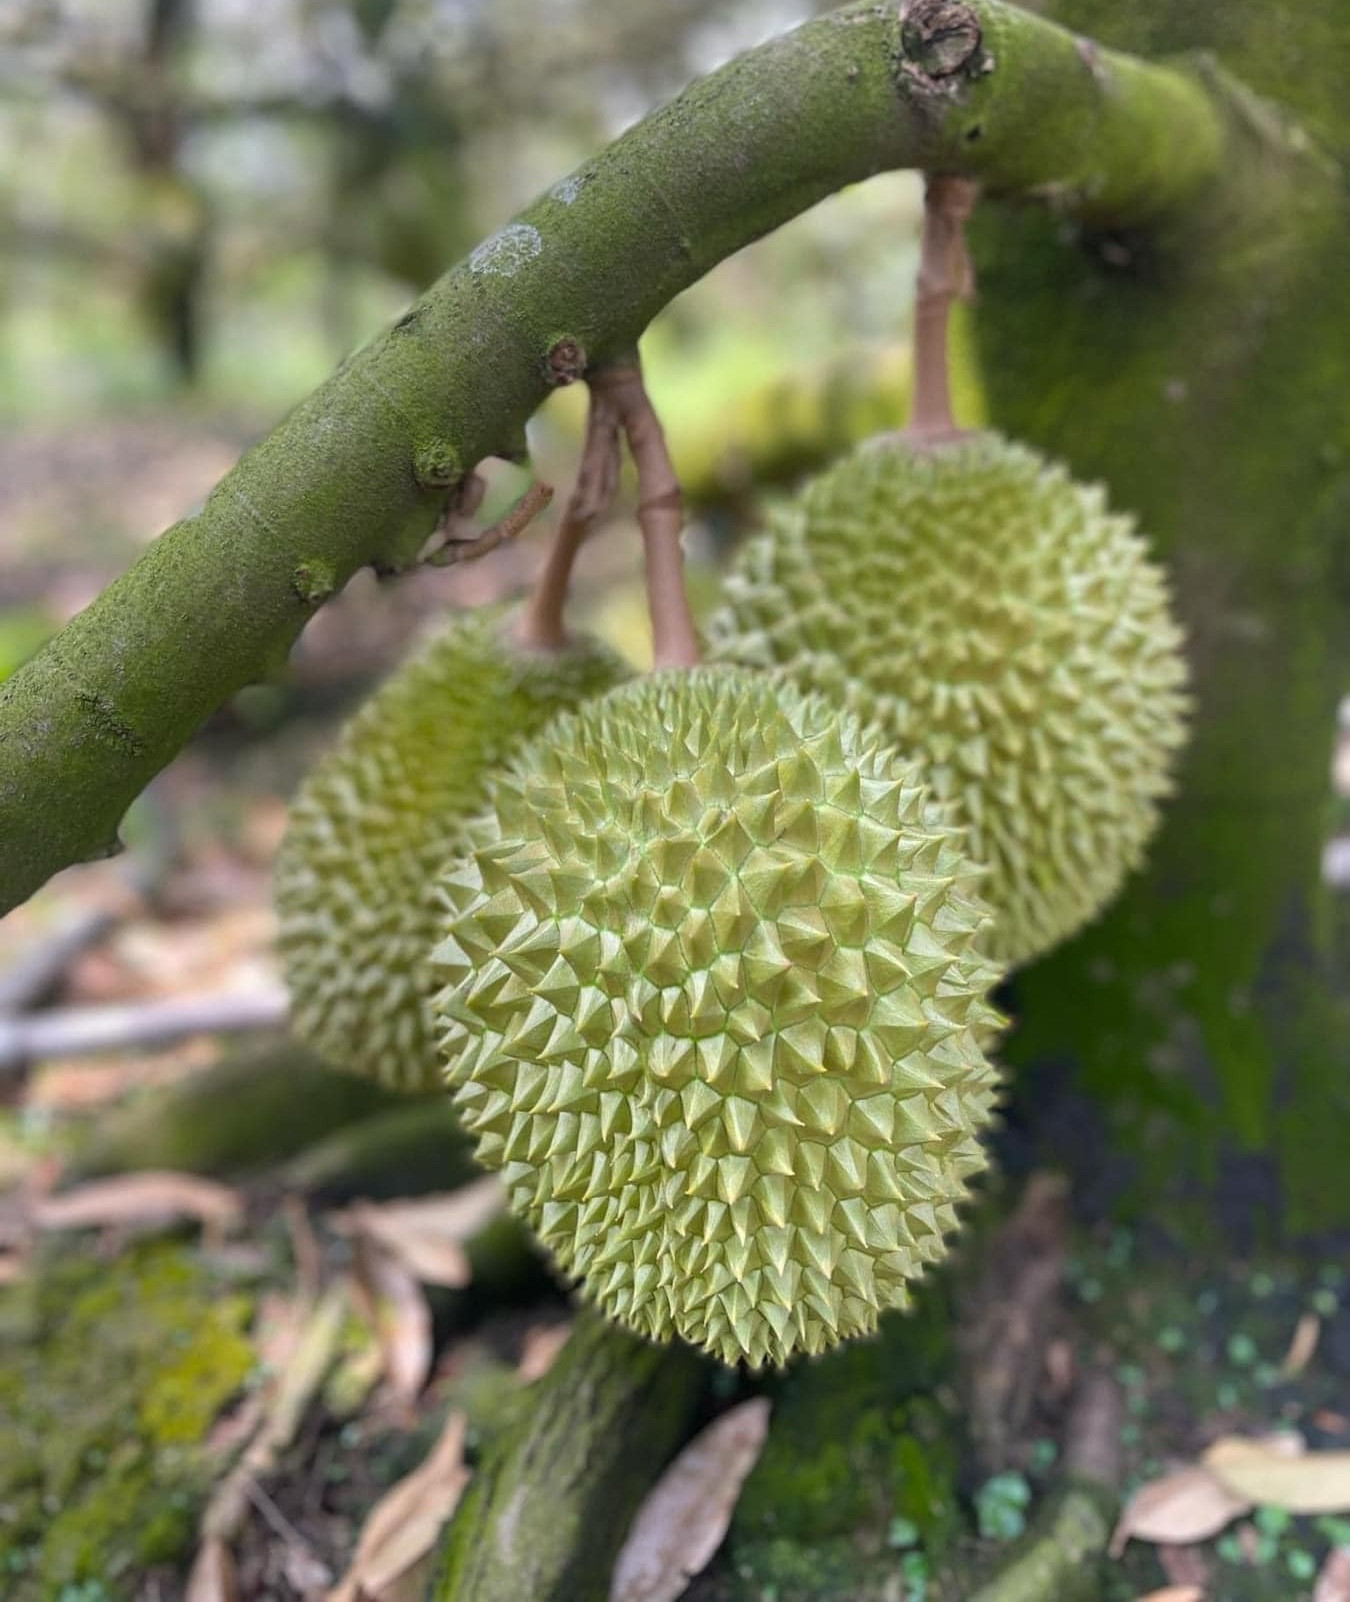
708, 431, 1190, 967
274, 607, 629, 1091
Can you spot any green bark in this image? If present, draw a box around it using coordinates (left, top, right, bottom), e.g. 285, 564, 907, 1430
429, 1310, 707, 1601
0, 0, 1236, 913
974, 0, 1350, 1233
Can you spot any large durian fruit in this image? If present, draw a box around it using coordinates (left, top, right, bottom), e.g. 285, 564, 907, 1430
429, 666, 1003, 1367
274, 608, 629, 1092
707, 432, 1190, 967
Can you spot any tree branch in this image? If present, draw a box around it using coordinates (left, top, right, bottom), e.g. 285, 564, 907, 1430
0, 0, 1235, 912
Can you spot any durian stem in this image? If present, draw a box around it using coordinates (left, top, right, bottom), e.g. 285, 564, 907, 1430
517, 361, 698, 664
907, 174, 979, 445
515, 380, 625, 652
611, 367, 702, 671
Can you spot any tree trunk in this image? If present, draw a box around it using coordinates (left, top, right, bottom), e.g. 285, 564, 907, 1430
976, 0, 1350, 1237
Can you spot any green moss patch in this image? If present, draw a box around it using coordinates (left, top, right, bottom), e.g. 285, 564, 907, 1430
0, 1241, 254, 1598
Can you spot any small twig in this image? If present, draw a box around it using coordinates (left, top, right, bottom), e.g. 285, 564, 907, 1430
0, 984, 289, 1076
242, 1476, 313, 1555
426, 478, 555, 568
283, 1194, 324, 1305
906, 173, 979, 446
515, 383, 625, 651
201, 1285, 347, 1544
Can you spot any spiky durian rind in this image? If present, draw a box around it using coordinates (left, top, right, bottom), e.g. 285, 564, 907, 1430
274, 608, 630, 1092
706, 432, 1190, 968
429, 667, 1003, 1368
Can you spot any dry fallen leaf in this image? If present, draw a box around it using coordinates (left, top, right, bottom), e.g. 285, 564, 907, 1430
71, 906, 278, 1003
349, 1241, 434, 1407
1132, 1588, 1204, 1602
517, 1322, 572, 1383
329, 1410, 471, 1602
1315, 1546, 1350, 1602
31, 1170, 243, 1235
1109, 1465, 1250, 1557
610, 1397, 772, 1602
1281, 1312, 1321, 1378
185, 1536, 240, 1602
28, 1038, 216, 1110
1204, 1436, 1350, 1514
335, 1177, 505, 1289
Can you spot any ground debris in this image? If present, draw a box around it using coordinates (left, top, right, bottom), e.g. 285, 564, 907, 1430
329, 1409, 471, 1602
611, 1397, 771, 1602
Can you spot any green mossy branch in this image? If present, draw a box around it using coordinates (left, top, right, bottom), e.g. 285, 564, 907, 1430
429, 1310, 707, 1601
0, 0, 1237, 911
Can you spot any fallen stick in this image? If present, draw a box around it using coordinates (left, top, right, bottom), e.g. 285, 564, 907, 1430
0, 904, 121, 1015
0, 983, 289, 1076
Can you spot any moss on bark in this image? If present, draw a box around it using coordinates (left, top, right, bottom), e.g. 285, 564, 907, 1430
974, 0, 1350, 1235
430, 1310, 707, 1601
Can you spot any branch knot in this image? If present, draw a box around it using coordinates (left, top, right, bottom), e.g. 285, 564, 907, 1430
900, 0, 984, 83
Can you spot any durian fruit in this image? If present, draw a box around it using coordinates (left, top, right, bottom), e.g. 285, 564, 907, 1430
706, 433, 1190, 967
274, 608, 629, 1092
429, 666, 1003, 1367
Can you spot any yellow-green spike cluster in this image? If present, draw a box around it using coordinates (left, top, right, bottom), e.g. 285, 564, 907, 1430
707, 432, 1190, 967
429, 667, 1003, 1367
273, 608, 629, 1092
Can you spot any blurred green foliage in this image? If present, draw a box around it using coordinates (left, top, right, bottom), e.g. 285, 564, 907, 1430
0, 0, 924, 431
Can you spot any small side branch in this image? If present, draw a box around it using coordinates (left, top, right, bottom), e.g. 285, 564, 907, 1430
966, 1376, 1121, 1602
515, 382, 625, 651
427, 477, 555, 568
